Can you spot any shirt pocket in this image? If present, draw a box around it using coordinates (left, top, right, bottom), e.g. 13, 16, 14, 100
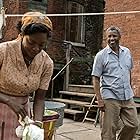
103, 59, 118, 74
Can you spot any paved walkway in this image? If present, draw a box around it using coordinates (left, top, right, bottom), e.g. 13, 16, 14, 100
54, 118, 101, 140
54, 118, 139, 140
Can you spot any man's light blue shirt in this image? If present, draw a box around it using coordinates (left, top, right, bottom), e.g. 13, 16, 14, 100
91, 45, 134, 100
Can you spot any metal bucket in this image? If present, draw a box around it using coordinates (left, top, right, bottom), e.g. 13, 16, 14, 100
44, 101, 65, 128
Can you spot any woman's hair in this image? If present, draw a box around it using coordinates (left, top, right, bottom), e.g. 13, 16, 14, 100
16, 21, 51, 37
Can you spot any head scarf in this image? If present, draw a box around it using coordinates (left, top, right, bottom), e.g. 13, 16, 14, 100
21, 12, 53, 31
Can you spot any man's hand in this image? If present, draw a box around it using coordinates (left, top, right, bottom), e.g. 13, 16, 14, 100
97, 99, 105, 112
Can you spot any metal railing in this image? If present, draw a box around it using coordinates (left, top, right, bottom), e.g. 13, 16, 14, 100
51, 58, 74, 99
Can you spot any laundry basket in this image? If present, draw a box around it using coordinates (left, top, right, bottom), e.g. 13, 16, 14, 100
44, 101, 65, 128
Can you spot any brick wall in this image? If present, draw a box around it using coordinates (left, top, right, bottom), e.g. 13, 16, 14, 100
2, 0, 29, 41
2, 0, 66, 63
104, 0, 140, 96
47, 0, 66, 63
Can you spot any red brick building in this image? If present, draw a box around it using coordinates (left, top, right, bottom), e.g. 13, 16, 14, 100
2, 0, 66, 63
3, 1, 139, 97
0, 0, 103, 95
1, 0, 105, 96
104, 0, 140, 97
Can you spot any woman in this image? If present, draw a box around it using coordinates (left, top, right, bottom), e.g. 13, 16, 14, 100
0, 12, 53, 140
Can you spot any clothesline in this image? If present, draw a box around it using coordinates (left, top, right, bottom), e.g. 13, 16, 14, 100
5, 10, 140, 17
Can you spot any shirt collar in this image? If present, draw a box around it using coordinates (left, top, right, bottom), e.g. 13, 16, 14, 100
106, 45, 124, 54
14, 38, 44, 72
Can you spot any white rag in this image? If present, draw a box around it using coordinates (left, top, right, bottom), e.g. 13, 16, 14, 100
16, 116, 44, 140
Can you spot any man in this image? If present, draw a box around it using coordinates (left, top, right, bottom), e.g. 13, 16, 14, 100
91, 26, 138, 140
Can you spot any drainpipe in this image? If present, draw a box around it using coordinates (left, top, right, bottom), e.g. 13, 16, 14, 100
0, 0, 3, 7
0, 0, 6, 39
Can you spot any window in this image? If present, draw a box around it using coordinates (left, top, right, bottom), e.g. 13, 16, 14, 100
66, 1, 85, 43
29, 0, 47, 12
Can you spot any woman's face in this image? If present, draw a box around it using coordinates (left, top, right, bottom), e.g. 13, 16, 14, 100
22, 33, 48, 59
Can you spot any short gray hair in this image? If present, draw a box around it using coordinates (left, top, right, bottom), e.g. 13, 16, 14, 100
106, 26, 121, 36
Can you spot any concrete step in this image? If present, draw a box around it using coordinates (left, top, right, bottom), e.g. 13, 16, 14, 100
59, 91, 94, 98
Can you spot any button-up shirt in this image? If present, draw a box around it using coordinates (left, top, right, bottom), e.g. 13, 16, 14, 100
0, 39, 53, 96
91, 45, 134, 100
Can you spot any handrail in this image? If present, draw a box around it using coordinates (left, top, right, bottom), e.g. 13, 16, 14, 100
51, 58, 74, 99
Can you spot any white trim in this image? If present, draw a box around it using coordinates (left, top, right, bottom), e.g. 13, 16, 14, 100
5, 10, 140, 17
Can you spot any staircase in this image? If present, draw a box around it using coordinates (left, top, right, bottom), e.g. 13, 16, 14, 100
52, 84, 98, 121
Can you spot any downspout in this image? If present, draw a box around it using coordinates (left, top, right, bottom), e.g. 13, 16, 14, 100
0, 0, 3, 7
0, 0, 5, 39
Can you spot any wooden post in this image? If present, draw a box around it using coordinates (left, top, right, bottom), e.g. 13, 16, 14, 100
66, 43, 71, 91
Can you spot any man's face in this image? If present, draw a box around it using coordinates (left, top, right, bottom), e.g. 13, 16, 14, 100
106, 30, 121, 48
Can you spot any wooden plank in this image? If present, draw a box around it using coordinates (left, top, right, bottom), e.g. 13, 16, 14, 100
68, 84, 93, 88
135, 103, 140, 108
59, 91, 94, 98
53, 98, 98, 108
53, 98, 89, 106
84, 104, 98, 108
64, 109, 84, 115
63, 41, 85, 48
68, 84, 94, 93
84, 117, 96, 122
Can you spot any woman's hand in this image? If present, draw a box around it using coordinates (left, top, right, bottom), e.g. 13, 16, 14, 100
7, 99, 27, 119
0, 92, 27, 119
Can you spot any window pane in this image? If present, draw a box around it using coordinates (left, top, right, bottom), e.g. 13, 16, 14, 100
66, 2, 85, 43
